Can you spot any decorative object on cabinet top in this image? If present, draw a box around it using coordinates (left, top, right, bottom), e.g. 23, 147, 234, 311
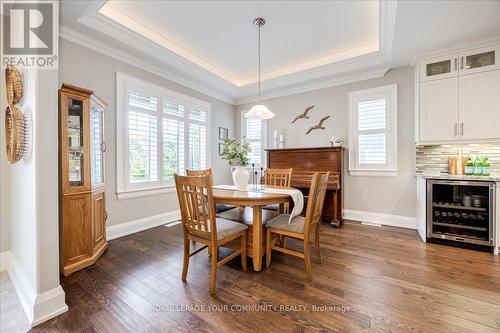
306, 115, 330, 134
291, 105, 314, 123
5, 66, 24, 105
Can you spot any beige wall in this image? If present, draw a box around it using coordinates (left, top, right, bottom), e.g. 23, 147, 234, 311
59, 39, 235, 226
237, 66, 416, 218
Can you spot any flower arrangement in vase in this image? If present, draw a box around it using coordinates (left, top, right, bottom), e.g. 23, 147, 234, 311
220, 138, 252, 189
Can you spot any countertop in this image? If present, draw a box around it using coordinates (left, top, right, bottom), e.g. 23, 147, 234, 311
416, 173, 500, 182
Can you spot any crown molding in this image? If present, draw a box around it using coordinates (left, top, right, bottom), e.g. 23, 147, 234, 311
59, 25, 237, 104
235, 66, 389, 105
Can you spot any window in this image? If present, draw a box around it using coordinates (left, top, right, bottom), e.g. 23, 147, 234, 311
240, 111, 267, 168
348, 84, 397, 176
117, 73, 210, 199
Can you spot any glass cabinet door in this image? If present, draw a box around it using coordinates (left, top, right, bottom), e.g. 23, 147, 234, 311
420, 53, 458, 82
460, 44, 500, 75
91, 102, 105, 187
67, 97, 85, 187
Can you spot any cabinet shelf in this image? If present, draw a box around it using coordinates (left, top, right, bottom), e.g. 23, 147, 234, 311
432, 203, 487, 212
432, 221, 487, 231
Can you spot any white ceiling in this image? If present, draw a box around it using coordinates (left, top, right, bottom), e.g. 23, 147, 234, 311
100, 0, 379, 86
60, 0, 500, 104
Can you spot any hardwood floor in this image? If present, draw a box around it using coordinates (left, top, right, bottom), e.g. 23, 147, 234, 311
32, 221, 500, 332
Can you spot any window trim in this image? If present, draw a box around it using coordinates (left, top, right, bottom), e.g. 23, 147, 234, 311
116, 72, 211, 199
348, 84, 398, 177
240, 110, 268, 168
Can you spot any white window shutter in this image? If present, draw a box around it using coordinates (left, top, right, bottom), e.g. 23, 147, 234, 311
245, 117, 263, 166
127, 110, 158, 183
117, 73, 211, 196
357, 98, 387, 165
348, 84, 397, 176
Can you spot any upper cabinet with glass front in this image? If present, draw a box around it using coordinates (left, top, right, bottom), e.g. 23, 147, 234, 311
459, 44, 500, 75
420, 53, 459, 82
59, 84, 106, 195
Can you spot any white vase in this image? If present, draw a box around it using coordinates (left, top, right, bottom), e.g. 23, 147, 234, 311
231, 166, 249, 189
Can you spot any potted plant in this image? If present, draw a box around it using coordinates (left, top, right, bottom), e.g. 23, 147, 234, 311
220, 138, 251, 189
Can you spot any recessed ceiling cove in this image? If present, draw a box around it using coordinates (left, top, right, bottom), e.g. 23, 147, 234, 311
97, 0, 380, 87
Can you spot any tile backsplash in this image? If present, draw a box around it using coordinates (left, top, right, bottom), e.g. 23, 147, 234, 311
415, 142, 500, 174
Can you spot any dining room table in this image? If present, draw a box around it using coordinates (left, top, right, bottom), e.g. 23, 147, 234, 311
212, 185, 294, 271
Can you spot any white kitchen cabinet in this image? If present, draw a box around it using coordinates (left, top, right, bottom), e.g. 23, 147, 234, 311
459, 70, 500, 140
420, 53, 459, 82
459, 44, 500, 75
419, 78, 459, 142
417, 42, 500, 144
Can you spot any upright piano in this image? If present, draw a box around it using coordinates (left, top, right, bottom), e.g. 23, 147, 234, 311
266, 147, 344, 226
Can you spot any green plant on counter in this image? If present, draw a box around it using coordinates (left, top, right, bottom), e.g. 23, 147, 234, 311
220, 137, 251, 166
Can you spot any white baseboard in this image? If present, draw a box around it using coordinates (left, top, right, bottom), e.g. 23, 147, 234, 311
107, 210, 181, 240
0, 250, 10, 271
3, 251, 68, 327
7, 251, 36, 324
32, 286, 68, 327
344, 209, 417, 230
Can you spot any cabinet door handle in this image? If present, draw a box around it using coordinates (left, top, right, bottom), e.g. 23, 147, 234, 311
460, 57, 464, 70
460, 123, 464, 136
454, 123, 458, 137
101, 141, 106, 153
104, 210, 108, 222
454, 58, 458, 71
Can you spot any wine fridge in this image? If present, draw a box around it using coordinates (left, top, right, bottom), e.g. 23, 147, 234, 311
427, 180, 495, 248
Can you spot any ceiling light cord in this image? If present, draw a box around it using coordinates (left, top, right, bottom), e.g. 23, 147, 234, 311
258, 22, 261, 103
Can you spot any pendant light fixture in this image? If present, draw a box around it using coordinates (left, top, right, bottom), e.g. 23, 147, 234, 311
245, 17, 275, 120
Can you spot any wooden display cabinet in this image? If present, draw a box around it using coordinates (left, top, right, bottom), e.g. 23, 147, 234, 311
59, 83, 108, 276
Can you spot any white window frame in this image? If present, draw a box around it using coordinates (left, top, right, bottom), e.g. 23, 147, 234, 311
348, 84, 397, 177
240, 110, 268, 168
116, 72, 211, 199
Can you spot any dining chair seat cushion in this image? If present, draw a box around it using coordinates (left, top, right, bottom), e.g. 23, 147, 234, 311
265, 214, 305, 234
262, 204, 279, 211
199, 218, 248, 241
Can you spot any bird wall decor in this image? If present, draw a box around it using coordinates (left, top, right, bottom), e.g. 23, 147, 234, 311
306, 115, 330, 134
291, 105, 314, 123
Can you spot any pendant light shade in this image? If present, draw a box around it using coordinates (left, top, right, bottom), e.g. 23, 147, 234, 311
244, 104, 274, 120
245, 17, 275, 120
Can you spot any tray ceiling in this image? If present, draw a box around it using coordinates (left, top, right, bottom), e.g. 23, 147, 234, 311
98, 0, 380, 87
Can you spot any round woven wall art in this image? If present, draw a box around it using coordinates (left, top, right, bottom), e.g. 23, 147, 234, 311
5, 66, 24, 105
5, 105, 26, 163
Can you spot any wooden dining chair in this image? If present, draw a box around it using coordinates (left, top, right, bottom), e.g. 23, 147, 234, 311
263, 168, 293, 187
174, 174, 247, 295
262, 168, 293, 213
265, 172, 329, 281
